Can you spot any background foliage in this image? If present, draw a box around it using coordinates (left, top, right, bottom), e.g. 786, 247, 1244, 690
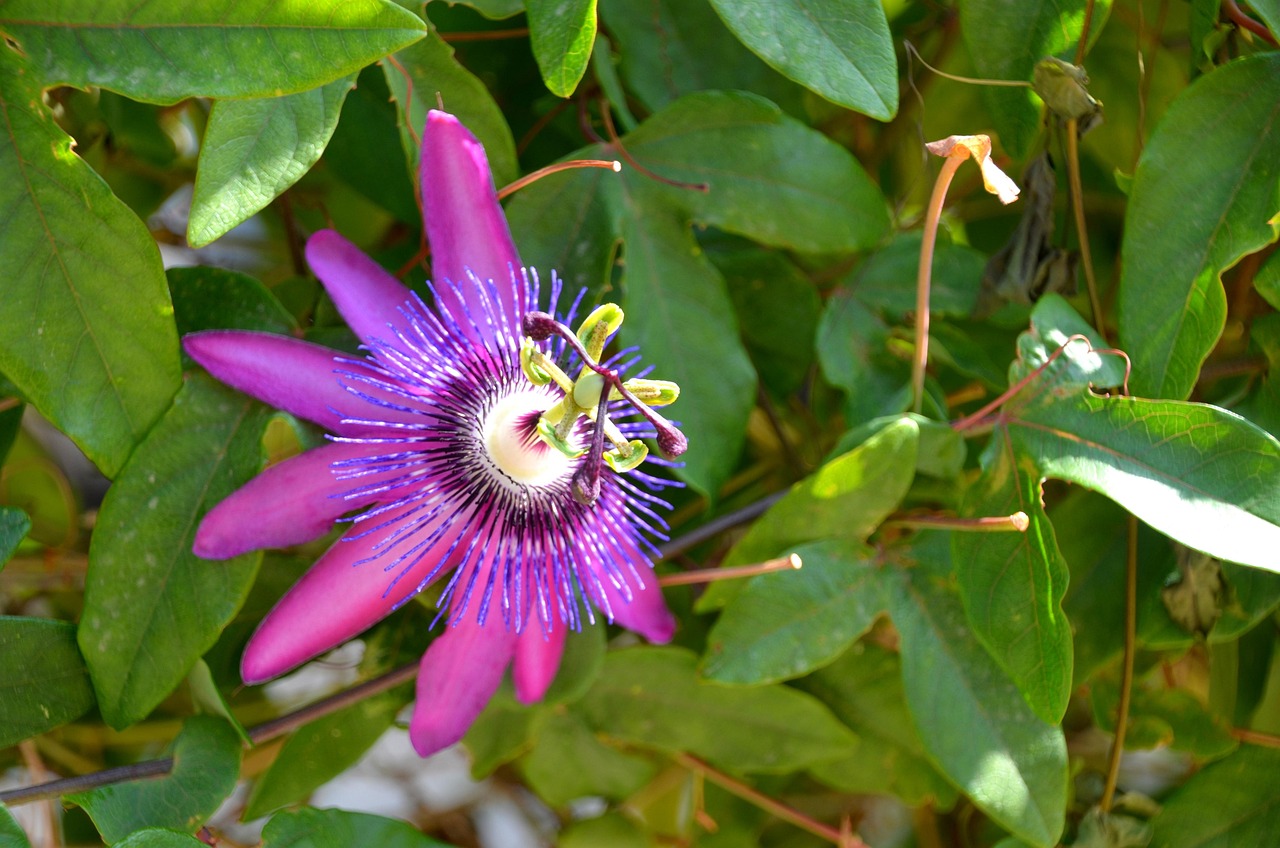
3, 0, 1280, 846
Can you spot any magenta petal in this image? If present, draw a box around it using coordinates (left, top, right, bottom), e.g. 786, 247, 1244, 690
241, 503, 468, 683
512, 620, 566, 705
591, 551, 677, 644
305, 229, 414, 345
193, 442, 393, 560
185, 331, 362, 432
420, 110, 522, 336
410, 612, 518, 757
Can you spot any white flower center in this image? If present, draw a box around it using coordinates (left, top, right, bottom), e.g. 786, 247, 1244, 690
482, 391, 572, 487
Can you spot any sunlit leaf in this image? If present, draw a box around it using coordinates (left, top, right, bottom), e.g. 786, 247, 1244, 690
527, 0, 597, 97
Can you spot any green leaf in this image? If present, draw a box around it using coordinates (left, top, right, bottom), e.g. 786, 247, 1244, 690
169, 268, 300, 339
559, 813, 650, 848
187, 659, 251, 745
1091, 679, 1237, 760
706, 0, 898, 119
463, 687, 538, 778
115, 830, 208, 848
849, 232, 987, 318
803, 643, 959, 807
189, 76, 356, 247
383, 30, 519, 188
68, 716, 241, 845
579, 646, 858, 773
1149, 746, 1280, 846
1015, 392, 1280, 574
0, 508, 29, 568
958, 0, 1110, 156
600, 0, 807, 116
1118, 53, 1280, 400
527, 0, 597, 97
245, 689, 411, 819
816, 287, 911, 424
616, 207, 756, 498
830, 413, 965, 481
0, 50, 182, 477
623, 92, 890, 254
506, 162, 618, 296
0, 0, 426, 104
0, 617, 95, 747
0, 807, 28, 848
954, 429, 1073, 724
79, 374, 272, 728
0, 403, 22, 466
1250, 0, 1280, 34
702, 540, 887, 685
890, 562, 1068, 848
520, 711, 656, 806
262, 807, 452, 848
698, 416, 918, 610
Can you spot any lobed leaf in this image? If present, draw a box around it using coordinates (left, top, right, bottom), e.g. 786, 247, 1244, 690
0, 618, 94, 748
1118, 53, 1280, 400
189, 76, 356, 247
706, 0, 898, 119
0, 50, 181, 477
78, 374, 271, 728
68, 717, 241, 845
0, 0, 425, 104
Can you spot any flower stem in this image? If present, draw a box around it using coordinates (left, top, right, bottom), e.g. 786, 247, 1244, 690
886, 512, 1029, 533
673, 753, 868, 847
497, 159, 622, 200
659, 554, 802, 587
1066, 118, 1107, 342
913, 153, 965, 414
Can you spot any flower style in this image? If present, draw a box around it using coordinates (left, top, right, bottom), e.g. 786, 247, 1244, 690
185, 111, 684, 757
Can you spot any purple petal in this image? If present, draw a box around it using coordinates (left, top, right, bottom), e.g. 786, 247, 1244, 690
193, 442, 392, 560
512, 620, 566, 705
421, 110, 522, 336
305, 229, 414, 345
241, 503, 468, 683
410, 607, 518, 757
184, 330, 422, 435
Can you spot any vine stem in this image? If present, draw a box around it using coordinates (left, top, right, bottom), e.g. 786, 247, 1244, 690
1066, 119, 1108, 342
658, 554, 802, 587
673, 753, 869, 847
1075, 0, 1097, 64
912, 153, 965, 414
1100, 515, 1139, 812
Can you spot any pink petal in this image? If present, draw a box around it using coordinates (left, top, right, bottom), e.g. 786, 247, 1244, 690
420, 110, 522, 338
241, 502, 470, 683
588, 546, 676, 644
184, 330, 422, 435
305, 229, 415, 345
410, 607, 518, 757
194, 442, 400, 560
512, 619, 567, 705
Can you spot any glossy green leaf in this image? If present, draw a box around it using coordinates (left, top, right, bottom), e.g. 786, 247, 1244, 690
115, 830, 208, 848
527, 0, 597, 97
702, 540, 887, 685
262, 807, 451, 848
958, 0, 1110, 156
616, 206, 756, 498
0, 618, 94, 748
1149, 746, 1280, 846
520, 711, 656, 806
383, 30, 518, 188
245, 688, 410, 819
79, 374, 272, 728
0, 50, 181, 478
189, 76, 356, 247
0, 807, 28, 848
698, 416, 917, 610
954, 429, 1073, 724
0, 0, 426, 104
506, 163, 618, 297
831, 413, 965, 481
187, 659, 250, 745
600, 0, 807, 116
803, 643, 959, 807
579, 647, 858, 773
1015, 392, 1280, 573
0, 508, 29, 567
1250, 0, 1280, 34
68, 716, 241, 845
169, 267, 299, 339
1118, 53, 1280, 400
623, 92, 890, 254
706, 0, 897, 119
890, 563, 1068, 848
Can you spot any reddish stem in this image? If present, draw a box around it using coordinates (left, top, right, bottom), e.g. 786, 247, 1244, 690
912, 154, 965, 414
